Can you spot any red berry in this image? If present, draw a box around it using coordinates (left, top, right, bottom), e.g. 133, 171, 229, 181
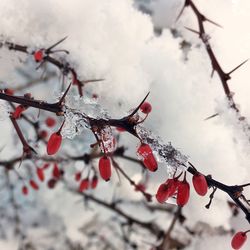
75, 172, 81, 182
79, 178, 89, 192
34, 50, 44, 62
231, 232, 247, 249
116, 127, 125, 132
42, 163, 50, 170
156, 179, 179, 203
30, 180, 39, 190
12, 105, 25, 119
52, 163, 60, 179
36, 168, 45, 182
99, 156, 111, 181
22, 186, 28, 195
143, 154, 158, 172
137, 143, 153, 157
135, 183, 146, 192
47, 132, 62, 155
140, 102, 152, 114
39, 130, 48, 139
5, 88, 14, 95
192, 173, 208, 196
137, 143, 158, 171
47, 179, 57, 189
167, 179, 180, 196
91, 176, 98, 189
45, 117, 56, 127
156, 183, 170, 203
177, 177, 190, 207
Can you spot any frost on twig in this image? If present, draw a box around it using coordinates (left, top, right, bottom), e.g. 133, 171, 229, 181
60, 93, 188, 176
137, 125, 188, 175
61, 94, 110, 139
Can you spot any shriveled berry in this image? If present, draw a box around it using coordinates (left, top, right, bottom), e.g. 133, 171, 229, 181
140, 102, 152, 114
75, 172, 81, 182
47, 132, 62, 155
39, 130, 48, 139
99, 156, 111, 181
45, 117, 56, 127
22, 186, 28, 195
192, 173, 208, 196
231, 231, 247, 249
47, 179, 57, 189
30, 180, 39, 190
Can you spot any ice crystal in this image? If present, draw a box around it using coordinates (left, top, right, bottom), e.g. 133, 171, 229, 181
99, 126, 116, 153
137, 125, 188, 176
61, 93, 111, 139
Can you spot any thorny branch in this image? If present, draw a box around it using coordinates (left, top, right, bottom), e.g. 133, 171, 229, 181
178, 0, 250, 140
0, 12, 250, 247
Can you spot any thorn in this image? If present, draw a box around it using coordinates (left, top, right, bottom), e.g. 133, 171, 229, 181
58, 119, 66, 133
29, 146, 37, 155
46, 36, 68, 52
175, 2, 188, 23
188, 161, 198, 171
49, 49, 69, 54
228, 59, 249, 76
35, 61, 45, 70
211, 69, 215, 78
184, 26, 200, 35
18, 153, 24, 168
204, 113, 219, 121
58, 82, 72, 105
129, 92, 150, 117
81, 79, 105, 85
205, 17, 223, 28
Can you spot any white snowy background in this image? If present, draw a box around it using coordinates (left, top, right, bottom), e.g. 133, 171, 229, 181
0, 0, 250, 249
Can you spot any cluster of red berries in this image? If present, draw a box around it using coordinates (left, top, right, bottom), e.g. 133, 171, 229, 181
75, 173, 98, 192
21, 163, 63, 195
38, 117, 56, 140
8, 53, 247, 249
231, 231, 249, 249
156, 171, 208, 206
